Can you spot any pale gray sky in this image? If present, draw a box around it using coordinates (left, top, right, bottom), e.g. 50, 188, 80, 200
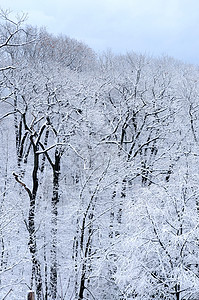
1, 0, 199, 65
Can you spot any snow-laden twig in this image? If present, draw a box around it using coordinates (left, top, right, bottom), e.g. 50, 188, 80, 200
36, 143, 65, 154
12, 172, 32, 199
68, 143, 86, 161
0, 111, 16, 122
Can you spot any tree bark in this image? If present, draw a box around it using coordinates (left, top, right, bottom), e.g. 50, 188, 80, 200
49, 148, 61, 299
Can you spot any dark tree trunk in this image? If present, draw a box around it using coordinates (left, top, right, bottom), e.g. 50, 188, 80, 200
175, 283, 180, 300
29, 145, 43, 300
49, 148, 61, 299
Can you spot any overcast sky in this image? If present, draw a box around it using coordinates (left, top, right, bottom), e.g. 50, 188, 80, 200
1, 0, 199, 65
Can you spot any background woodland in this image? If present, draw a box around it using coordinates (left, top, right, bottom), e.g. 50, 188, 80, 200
0, 10, 199, 300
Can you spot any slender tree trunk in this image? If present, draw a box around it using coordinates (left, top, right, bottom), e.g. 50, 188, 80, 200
78, 263, 86, 300
175, 283, 180, 300
43, 230, 48, 300
13, 92, 20, 156
49, 149, 61, 299
29, 147, 43, 300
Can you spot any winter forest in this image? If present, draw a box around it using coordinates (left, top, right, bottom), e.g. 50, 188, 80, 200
1, 9, 199, 300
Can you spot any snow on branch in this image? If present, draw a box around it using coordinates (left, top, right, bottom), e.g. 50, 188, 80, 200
68, 143, 86, 161
0, 111, 16, 122
36, 143, 65, 154
12, 172, 32, 199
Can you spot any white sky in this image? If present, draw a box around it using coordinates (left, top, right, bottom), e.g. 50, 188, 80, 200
1, 0, 199, 65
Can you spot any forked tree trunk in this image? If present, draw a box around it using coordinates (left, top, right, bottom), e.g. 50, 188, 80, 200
13, 119, 44, 300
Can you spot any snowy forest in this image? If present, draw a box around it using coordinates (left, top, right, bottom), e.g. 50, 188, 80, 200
1, 9, 199, 300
